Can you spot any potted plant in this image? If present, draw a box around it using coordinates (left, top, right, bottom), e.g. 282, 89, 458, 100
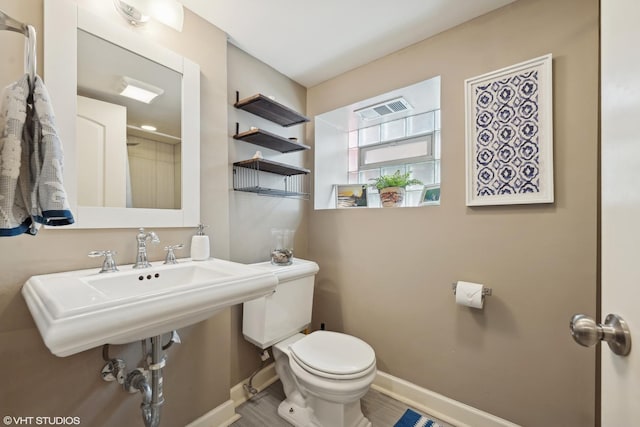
369, 170, 423, 207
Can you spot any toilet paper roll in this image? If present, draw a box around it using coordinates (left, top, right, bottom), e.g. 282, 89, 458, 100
455, 281, 484, 309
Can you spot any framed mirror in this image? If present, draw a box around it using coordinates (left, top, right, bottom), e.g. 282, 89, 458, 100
43, 0, 200, 228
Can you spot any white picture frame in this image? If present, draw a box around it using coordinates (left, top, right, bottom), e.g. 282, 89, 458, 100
420, 184, 441, 206
465, 54, 554, 206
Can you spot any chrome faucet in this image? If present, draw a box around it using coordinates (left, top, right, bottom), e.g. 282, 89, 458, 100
133, 228, 160, 269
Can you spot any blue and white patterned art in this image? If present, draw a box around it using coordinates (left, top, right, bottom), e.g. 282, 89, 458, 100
465, 55, 553, 206
474, 70, 540, 196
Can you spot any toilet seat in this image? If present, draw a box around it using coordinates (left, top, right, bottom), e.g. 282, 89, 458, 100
289, 331, 376, 380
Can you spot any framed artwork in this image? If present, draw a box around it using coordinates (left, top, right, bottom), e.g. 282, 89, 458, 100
335, 184, 368, 208
420, 184, 441, 205
465, 54, 554, 206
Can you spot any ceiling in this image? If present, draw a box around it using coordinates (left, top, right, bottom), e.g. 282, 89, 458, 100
180, 0, 516, 88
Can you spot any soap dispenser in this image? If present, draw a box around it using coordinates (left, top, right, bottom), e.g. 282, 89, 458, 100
191, 224, 210, 261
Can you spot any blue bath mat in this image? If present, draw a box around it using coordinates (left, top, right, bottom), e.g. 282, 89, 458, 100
394, 408, 441, 427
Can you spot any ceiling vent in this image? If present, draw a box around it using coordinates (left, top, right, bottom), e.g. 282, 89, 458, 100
354, 97, 413, 121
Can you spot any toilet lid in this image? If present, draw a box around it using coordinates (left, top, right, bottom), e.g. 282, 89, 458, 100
289, 331, 375, 376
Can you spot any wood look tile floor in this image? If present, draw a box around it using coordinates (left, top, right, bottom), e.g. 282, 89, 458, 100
231, 380, 453, 427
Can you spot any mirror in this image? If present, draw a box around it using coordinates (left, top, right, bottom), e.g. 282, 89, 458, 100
77, 29, 183, 210
43, 0, 200, 228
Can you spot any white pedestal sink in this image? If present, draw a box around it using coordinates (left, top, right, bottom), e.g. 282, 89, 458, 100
22, 258, 278, 356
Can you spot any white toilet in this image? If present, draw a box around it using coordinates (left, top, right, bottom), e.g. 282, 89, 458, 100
242, 258, 377, 427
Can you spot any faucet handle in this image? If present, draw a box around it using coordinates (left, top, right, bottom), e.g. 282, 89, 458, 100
164, 244, 184, 264
148, 231, 160, 244
89, 250, 119, 273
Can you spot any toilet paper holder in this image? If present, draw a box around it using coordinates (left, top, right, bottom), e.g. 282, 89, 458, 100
451, 283, 492, 296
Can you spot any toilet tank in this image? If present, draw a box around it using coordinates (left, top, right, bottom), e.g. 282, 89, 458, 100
242, 258, 319, 349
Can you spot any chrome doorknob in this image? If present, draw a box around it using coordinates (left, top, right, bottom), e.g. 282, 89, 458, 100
570, 313, 631, 356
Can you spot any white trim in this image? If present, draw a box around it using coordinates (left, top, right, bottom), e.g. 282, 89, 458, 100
230, 363, 279, 407
184, 400, 239, 427
372, 371, 520, 427
184, 363, 278, 427
226, 364, 519, 427
77, 8, 183, 72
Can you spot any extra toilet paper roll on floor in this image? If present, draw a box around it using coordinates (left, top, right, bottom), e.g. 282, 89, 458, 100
455, 281, 484, 309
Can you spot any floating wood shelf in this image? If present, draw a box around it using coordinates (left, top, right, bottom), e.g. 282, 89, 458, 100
234, 93, 309, 127
233, 125, 310, 153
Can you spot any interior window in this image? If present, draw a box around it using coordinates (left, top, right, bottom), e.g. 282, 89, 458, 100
314, 76, 441, 210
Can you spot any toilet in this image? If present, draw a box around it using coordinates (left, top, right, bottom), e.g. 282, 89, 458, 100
242, 258, 376, 427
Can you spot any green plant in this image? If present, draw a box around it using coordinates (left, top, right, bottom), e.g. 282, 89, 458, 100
369, 170, 423, 190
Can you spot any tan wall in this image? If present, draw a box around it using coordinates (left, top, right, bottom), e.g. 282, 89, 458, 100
226, 44, 309, 386
0, 0, 231, 425
306, 0, 599, 426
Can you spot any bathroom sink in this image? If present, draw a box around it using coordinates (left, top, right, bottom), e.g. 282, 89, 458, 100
22, 259, 278, 357
82, 263, 233, 298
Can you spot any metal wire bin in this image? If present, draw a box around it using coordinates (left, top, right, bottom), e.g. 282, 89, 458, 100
233, 158, 310, 199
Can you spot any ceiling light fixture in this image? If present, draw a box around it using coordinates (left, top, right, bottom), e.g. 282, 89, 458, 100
113, 0, 184, 32
119, 76, 164, 104
113, 0, 149, 26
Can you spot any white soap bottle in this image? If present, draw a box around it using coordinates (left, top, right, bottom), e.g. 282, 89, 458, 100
191, 224, 210, 261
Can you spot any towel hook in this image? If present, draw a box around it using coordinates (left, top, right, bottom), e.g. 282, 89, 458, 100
0, 9, 36, 87
25, 25, 36, 87
0, 9, 28, 35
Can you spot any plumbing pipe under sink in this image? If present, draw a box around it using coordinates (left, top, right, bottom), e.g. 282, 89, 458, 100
124, 335, 164, 427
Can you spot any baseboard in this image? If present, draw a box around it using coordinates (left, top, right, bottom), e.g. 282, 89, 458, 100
185, 399, 240, 427
187, 364, 278, 427
226, 364, 519, 427
230, 362, 279, 407
372, 371, 520, 427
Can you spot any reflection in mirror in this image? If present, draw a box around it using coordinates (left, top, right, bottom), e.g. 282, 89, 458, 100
77, 29, 182, 209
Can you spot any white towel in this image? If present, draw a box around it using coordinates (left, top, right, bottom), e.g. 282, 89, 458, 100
0, 74, 73, 236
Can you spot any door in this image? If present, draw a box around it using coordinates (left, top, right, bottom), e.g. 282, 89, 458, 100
76, 95, 127, 207
601, 0, 640, 424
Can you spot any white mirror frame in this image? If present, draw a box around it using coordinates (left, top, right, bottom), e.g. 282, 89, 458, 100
43, 0, 200, 228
